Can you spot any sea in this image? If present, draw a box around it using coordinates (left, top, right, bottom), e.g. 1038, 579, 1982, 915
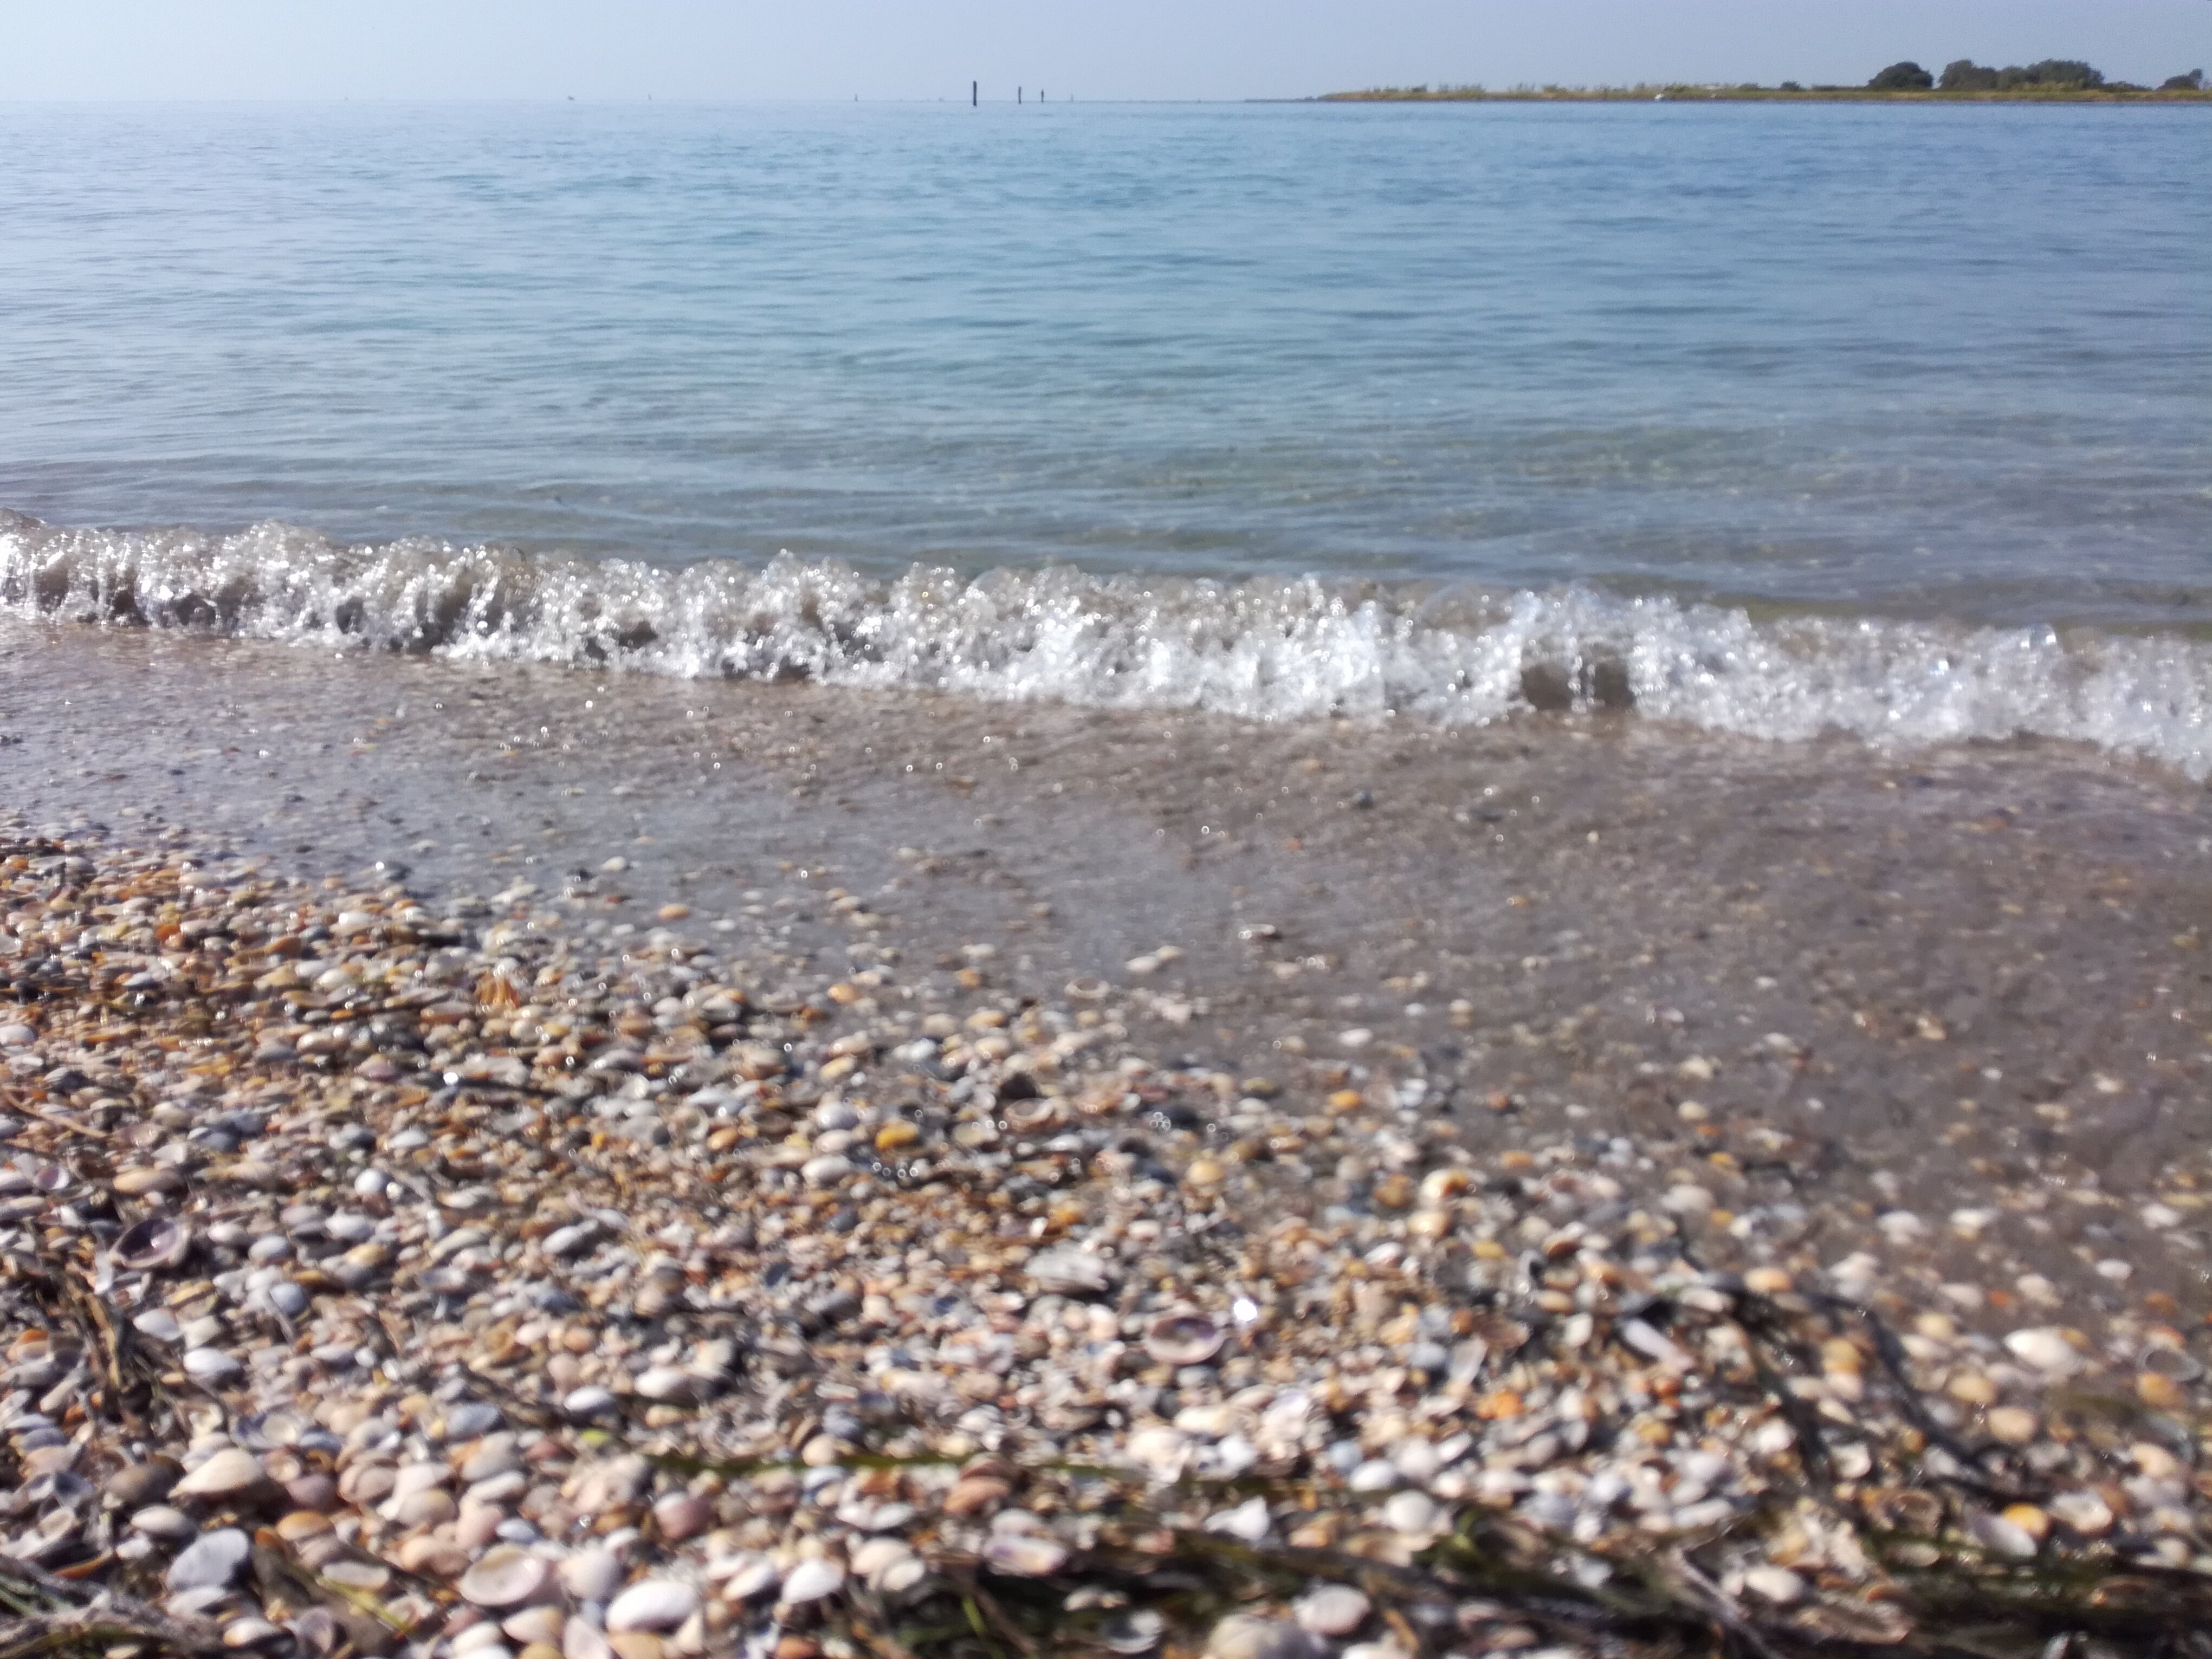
3, 98, 2211, 1255
2, 99, 2209, 766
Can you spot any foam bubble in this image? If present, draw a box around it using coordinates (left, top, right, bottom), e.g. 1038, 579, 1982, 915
4, 509, 2209, 775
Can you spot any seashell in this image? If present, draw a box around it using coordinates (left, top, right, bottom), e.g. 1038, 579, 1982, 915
183, 1347, 244, 1386
1293, 1586, 1369, 1638
652, 1492, 710, 1541
114, 1216, 190, 1272
106, 1458, 182, 1509
173, 1448, 264, 1499
1205, 1615, 1317, 1659
721, 1556, 781, 1602
460, 1546, 556, 1609
2003, 1327, 2081, 1377
503, 1608, 566, 1647
1025, 1247, 1118, 1297
132, 1308, 183, 1343
1102, 1611, 1166, 1654
1143, 1313, 1225, 1368
236, 1411, 307, 1452
1381, 1489, 1440, 1537
2140, 1342, 2205, 1383
1966, 1508, 2039, 1560
849, 1539, 912, 1584
32, 1165, 70, 1194
167, 1527, 252, 1592
1742, 1567, 1808, 1606
129, 1504, 198, 1541
605, 1580, 700, 1633
563, 1386, 619, 1420
2048, 1490, 2114, 1536
1001, 1097, 1063, 1133
559, 1548, 625, 1601
776, 1558, 845, 1606
321, 1560, 390, 1594
632, 1366, 696, 1403
981, 1531, 1068, 1578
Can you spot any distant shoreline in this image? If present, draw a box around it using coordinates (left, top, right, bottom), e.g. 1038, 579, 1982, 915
1315, 85, 2212, 105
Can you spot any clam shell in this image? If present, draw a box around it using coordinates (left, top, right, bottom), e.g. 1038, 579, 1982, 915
981, 1531, 1068, 1578
1102, 1611, 1166, 1655
1143, 1313, 1225, 1368
459, 1545, 555, 1610
2141, 1342, 2205, 1383
114, 1216, 190, 1272
605, 1580, 700, 1632
1002, 1097, 1064, 1133
236, 1410, 307, 1452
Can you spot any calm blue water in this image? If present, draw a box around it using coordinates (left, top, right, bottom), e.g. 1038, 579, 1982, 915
4, 100, 2207, 620
4, 101, 2212, 768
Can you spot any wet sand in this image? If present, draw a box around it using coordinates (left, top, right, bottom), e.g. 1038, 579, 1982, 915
3, 618, 2209, 1331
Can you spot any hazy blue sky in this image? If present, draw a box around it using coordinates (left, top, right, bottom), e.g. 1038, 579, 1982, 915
3, 1, 2207, 102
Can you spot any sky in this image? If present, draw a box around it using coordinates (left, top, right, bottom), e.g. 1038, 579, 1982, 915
2, 1, 2206, 102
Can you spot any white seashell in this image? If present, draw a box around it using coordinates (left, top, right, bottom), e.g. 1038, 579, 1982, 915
1381, 1490, 1439, 1537
166, 1528, 251, 1592
1205, 1498, 1271, 1544
2004, 1327, 2081, 1377
982, 1532, 1069, 1577
777, 1558, 845, 1605
1102, 1610, 1166, 1654
1294, 1586, 1370, 1637
2048, 1491, 2114, 1535
128, 1505, 197, 1541
559, 1548, 625, 1602
875, 1554, 930, 1598
632, 1366, 696, 1402
173, 1449, 263, 1499
1967, 1509, 2039, 1560
848, 1539, 913, 1582
458, 1546, 555, 1609
721, 1556, 781, 1601
132, 1308, 183, 1343
605, 1579, 700, 1633
502, 1607, 567, 1647
1143, 1313, 1225, 1368
563, 1386, 618, 1419
182, 1347, 243, 1386
1124, 1425, 1191, 1481
1741, 1566, 1807, 1606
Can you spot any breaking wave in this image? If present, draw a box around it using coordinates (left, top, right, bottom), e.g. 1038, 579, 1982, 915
5, 510, 2211, 776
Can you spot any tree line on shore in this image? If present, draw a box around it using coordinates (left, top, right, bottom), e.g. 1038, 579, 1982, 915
1870, 58, 2205, 93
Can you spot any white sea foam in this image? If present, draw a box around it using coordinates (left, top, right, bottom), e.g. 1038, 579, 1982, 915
5, 510, 2209, 776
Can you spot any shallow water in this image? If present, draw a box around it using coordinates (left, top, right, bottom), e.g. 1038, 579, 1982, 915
5, 101, 2210, 769
6, 100, 2207, 616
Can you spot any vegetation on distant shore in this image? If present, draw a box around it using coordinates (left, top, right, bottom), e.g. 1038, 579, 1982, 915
1320, 59, 2211, 103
